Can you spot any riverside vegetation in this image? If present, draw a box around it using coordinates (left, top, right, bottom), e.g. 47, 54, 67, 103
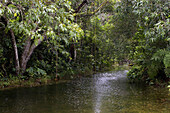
0, 0, 169, 89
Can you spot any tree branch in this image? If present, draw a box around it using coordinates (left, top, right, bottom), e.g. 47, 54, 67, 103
21, 23, 39, 71
26, 39, 43, 63
74, 0, 88, 13
74, 0, 108, 17
21, 35, 46, 72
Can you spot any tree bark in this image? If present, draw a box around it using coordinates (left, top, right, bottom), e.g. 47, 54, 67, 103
74, 41, 77, 62
56, 50, 58, 79
21, 37, 31, 73
3, 16, 20, 75
20, 23, 40, 74
9, 29, 20, 75
20, 38, 43, 73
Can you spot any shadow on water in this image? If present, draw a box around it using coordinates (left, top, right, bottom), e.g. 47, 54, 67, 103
0, 70, 169, 113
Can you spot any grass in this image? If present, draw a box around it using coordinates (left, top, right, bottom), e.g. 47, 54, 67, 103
0, 76, 60, 90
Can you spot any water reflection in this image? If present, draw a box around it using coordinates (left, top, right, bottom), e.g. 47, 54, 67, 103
93, 70, 129, 113
0, 70, 169, 113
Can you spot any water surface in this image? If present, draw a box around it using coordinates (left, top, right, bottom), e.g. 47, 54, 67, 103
0, 70, 169, 113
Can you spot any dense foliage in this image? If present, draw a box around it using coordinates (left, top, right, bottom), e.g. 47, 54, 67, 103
127, 0, 170, 84
0, 0, 169, 87
0, 0, 83, 79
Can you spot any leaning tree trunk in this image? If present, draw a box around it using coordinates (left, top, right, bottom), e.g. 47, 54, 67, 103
2, 16, 20, 75
10, 29, 20, 75
20, 38, 43, 74
20, 37, 31, 74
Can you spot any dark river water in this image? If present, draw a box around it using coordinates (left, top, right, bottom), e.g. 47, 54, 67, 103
0, 70, 169, 113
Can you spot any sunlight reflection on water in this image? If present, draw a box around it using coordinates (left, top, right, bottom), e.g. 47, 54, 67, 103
0, 70, 169, 113
93, 70, 128, 113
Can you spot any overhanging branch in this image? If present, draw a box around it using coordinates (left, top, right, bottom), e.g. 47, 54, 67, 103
74, 0, 108, 17
74, 0, 88, 13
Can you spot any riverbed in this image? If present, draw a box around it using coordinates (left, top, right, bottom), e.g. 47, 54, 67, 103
0, 70, 169, 113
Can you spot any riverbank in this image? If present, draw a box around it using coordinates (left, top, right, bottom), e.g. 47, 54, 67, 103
0, 70, 92, 90
0, 65, 129, 90
1, 65, 169, 90
0, 77, 67, 90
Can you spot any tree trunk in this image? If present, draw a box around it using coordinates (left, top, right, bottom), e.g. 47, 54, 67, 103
70, 43, 75, 61
20, 39, 43, 74
56, 50, 58, 79
20, 37, 31, 73
10, 28, 20, 75
2, 16, 20, 75
74, 40, 77, 62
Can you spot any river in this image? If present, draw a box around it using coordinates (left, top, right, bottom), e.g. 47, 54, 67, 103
0, 70, 169, 113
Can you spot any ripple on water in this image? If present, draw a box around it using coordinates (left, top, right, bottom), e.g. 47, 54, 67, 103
0, 70, 169, 113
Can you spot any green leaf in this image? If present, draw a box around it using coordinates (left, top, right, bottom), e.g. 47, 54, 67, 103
145, 16, 149, 21
26, 67, 34, 74
164, 53, 170, 68
0, 9, 4, 15
55, 25, 58, 30
14, 13, 17, 17
34, 39, 38, 46
37, 68, 47, 75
